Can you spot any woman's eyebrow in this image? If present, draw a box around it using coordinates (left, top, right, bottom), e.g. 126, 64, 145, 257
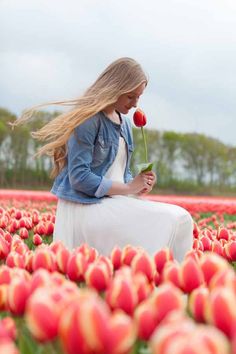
128, 93, 140, 97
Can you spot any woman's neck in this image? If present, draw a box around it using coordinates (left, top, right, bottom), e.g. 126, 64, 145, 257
102, 107, 121, 124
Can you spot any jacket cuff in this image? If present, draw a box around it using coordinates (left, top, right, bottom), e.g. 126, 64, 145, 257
95, 177, 113, 198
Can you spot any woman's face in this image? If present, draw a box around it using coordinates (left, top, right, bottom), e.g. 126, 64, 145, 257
114, 82, 146, 114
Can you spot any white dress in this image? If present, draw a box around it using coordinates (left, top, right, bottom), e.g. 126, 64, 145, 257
53, 137, 193, 262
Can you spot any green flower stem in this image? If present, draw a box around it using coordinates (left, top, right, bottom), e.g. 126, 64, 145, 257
141, 126, 148, 163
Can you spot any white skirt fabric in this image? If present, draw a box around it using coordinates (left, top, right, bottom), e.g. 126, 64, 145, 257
53, 137, 193, 262
54, 196, 193, 262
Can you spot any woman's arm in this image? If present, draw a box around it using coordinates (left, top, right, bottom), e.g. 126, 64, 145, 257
107, 171, 156, 196
68, 117, 112, 198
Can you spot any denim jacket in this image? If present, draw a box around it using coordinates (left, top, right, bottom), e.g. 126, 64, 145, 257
51, 111, 134, 204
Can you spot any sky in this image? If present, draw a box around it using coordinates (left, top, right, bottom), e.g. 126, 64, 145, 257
0, 0, 236, 146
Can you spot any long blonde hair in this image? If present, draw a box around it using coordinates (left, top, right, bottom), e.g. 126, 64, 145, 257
12, 57, 148, 178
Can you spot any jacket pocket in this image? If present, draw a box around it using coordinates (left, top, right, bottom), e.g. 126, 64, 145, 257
92, 135, 112, 167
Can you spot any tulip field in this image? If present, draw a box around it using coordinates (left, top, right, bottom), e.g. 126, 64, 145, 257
0, 191, 236, 353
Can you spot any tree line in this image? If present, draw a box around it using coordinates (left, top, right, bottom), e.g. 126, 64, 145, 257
0, 107, 236, 195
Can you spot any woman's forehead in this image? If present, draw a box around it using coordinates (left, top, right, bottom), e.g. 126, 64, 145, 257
129, 82, 146, 96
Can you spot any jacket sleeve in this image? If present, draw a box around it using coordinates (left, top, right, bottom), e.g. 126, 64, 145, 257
67, 117, 112, 198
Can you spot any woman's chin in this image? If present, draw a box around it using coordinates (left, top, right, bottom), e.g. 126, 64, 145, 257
122, 107, 130, 114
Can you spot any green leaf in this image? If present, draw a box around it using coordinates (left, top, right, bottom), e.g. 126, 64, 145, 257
136, 162, 153, 174
18, 329, 38, 354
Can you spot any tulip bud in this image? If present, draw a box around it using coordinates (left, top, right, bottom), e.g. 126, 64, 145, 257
45, 222, 54, 235
105, 268, 138, 315
154, 247, 174, 274
200, 235, 212, 251
134, 300, 158, 340
1, 317, 17, 341
205, 287, 236, 338
55, 246, 70, 274
193, 222, 200, 238
59, 291, 110, 354
150, 283, 185, 324
179, 257, 204, 293
161, 261, 181, 289
33, 234, 42, 246
110, 246, 122, 270
7, 277, 31, 316
150, 318, 194, 354
217, 227, 229, 241
107, 310, 137, 354
0, 265, 12, 285
209, 267, 236, 291
77, 243, 98, 263
121, 245, 139, 266
193, 239, 204, 251
19, 227, 29, 240
224, 241, 236, 261
24, 250, 34, 273
133, 272, 153, 303
131, 251, 155, 282
32, 248, 57, 272
26, 287, 68, 342
211, 239, 224, 257
66, 252, 88, 282
30, 268, 51, 293
188, 286, 209, 322
200, 253, 230, 285
85, 262, 111, 292
133, 108, 147, 127
6, 252, 25, 269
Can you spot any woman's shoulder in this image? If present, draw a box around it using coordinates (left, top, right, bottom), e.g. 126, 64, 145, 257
75, 112, 102, 132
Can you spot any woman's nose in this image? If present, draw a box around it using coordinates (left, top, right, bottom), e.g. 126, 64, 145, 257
132, 98, 138, 107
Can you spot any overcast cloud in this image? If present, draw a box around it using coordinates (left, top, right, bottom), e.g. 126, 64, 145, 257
0, 0, 236, 145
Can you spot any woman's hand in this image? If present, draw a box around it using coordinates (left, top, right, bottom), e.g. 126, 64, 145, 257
138, 171, 157, 196
127, 171, 157, 195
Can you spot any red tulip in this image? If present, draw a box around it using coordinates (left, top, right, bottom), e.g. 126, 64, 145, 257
1, 317, 17, 341
179, 257, 205, 293
131, 251, 155, 282
85, 261, 111, 292
7, 277, 31, 316
32, 248, 57, 272
0, 339, 19, 354
110, 246, 122, 270
26, 287, 70, 342
150, 283, 185, 324
105, 267, 138, 315
188, 286, 209, 322
154, 247, 174, 274
33, 234, 42, 246
59, 291, 110, 354
107, 310, 137, 354
205, 287, 236, 338
134, 300, 158, 340
200, 253, 229, 285
133, 108, 147, 127
161, 260, 181, 288
66, 252, 88, 282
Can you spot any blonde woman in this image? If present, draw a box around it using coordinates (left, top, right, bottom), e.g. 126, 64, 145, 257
15, 57, 193, 261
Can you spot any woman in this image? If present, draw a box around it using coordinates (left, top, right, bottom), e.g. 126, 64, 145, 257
15, 57, 193, 261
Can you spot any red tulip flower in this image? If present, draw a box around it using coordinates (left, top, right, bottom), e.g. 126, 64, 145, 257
133, 109, 147, 127
133, 108, 153, 172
